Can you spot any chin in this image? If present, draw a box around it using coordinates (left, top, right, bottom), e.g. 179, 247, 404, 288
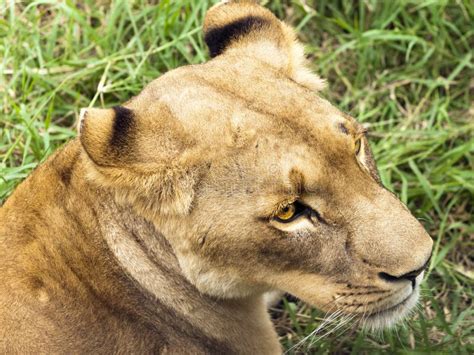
362, 287, 420, 331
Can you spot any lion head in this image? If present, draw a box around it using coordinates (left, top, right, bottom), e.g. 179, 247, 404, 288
78, 0, 432, 329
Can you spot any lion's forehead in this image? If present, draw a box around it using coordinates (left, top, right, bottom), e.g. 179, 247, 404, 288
139, 57, 349, 146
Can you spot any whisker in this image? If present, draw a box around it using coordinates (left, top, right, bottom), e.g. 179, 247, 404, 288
309, 313, 356, 345
283, 288, 400, 353
286, 293, 368, 353
284, 306, 346, 354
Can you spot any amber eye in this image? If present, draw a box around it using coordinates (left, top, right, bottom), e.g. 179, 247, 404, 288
272, 201, 319, 224
355, 138, 362, 155
275, 204, 296, 222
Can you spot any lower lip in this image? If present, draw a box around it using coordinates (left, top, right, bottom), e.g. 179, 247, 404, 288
367, 291, 414, 318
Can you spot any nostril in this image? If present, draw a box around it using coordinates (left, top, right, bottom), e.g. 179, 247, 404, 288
379, 266, 425, 288
378, 272, 401, 283
400, 269, 423, 281
379, 255, 431, 287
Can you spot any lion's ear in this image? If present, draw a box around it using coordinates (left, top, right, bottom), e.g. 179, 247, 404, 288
78, 106, 197, 217
203, 0, 325, 91
79, 106, 136, 167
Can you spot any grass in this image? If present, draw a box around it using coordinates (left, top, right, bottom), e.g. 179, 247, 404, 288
1, 0, 473, 353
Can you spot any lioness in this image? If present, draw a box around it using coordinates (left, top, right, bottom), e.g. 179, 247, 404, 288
0, 1, 433, 354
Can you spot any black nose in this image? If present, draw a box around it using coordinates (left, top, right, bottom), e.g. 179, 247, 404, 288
379, 256, 431, 288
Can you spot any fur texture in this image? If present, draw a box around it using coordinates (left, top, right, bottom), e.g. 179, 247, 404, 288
0, 1, 432, 353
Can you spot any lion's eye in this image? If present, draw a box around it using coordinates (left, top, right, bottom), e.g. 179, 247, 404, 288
355, 138, 362, 155
273, 202, 308, 223
275, 204, 296, 221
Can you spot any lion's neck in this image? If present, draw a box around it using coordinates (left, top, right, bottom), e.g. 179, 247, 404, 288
76, 160, 280, 353
99, 201, 280, 353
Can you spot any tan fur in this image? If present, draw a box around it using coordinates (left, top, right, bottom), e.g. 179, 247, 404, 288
0, 1, 432, 353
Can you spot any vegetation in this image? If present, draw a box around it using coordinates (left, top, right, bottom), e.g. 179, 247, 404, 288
1, 0, 472, 353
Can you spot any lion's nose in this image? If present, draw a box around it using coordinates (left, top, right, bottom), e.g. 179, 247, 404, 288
378, 255, 431, 288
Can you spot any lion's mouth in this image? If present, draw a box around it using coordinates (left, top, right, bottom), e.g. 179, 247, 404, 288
361, 288, 419, 330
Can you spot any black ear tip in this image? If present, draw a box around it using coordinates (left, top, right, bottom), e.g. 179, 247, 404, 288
112, 105, 133, 118
111, 106, 135, 148
204, 16, 270, 58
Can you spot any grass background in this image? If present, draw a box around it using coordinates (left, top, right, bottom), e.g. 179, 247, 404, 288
1, 0, 472, 353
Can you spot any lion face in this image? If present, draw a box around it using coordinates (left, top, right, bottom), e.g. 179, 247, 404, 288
79, 1, 432, 329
